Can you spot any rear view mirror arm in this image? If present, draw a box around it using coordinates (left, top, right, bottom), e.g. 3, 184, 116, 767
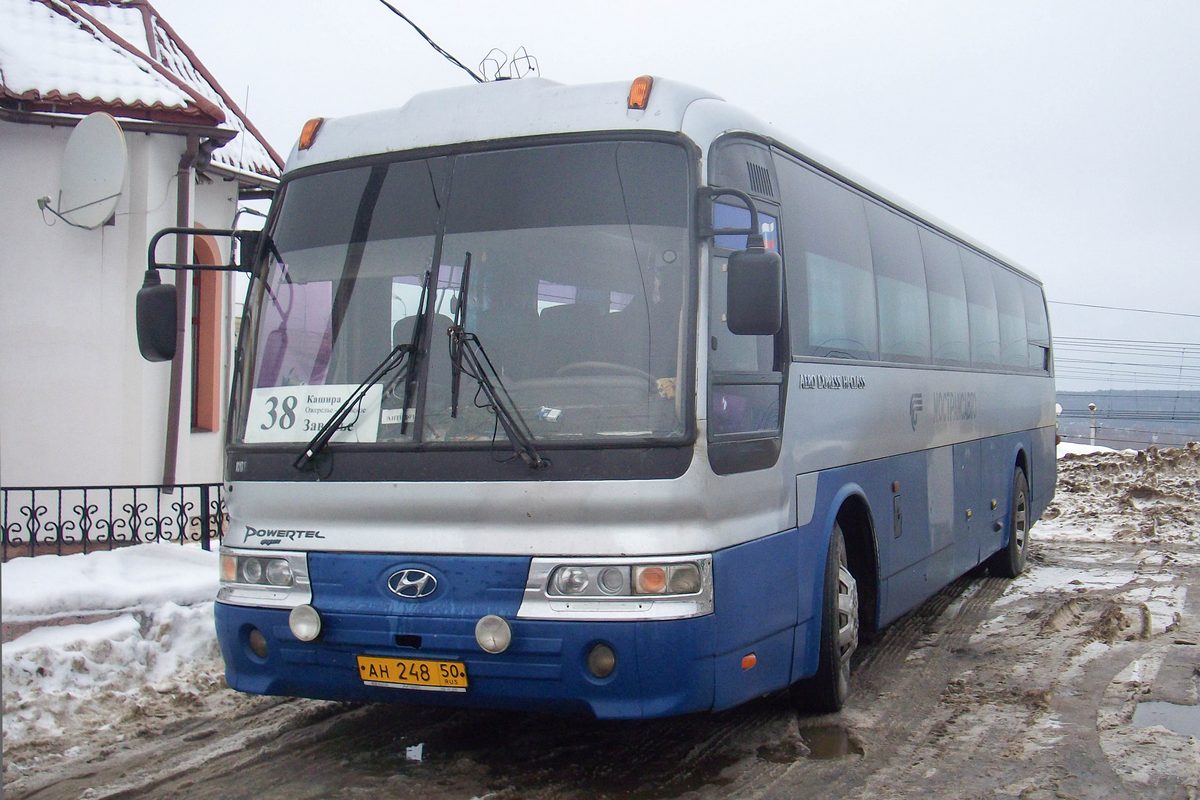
147, 227, 257, 273
697, 187, 766, 248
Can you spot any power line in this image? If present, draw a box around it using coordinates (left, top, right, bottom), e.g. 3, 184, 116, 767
1049, 300, 1200, 319
1055, 336, 1200, 348
1056, 357, 1200, 373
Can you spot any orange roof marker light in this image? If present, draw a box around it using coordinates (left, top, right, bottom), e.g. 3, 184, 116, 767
298, 117, 326, 151
627, 75, 654, 110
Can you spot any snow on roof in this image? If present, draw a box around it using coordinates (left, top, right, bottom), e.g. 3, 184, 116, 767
0, 0, 282, 180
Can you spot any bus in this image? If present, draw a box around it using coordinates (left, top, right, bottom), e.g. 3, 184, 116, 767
138, 75, 1056, 719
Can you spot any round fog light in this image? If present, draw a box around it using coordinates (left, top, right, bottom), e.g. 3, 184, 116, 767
475, 614, 512, 654
288, 604, 322, 642
247, 627, 269, 659
587, 643, 616, 678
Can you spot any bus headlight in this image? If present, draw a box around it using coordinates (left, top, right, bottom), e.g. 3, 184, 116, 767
547, 561, 705, 597
265, 559, 294, 586
222, 554, 296, 588
552, 566, 590, 595
520, 555, 713, 621
217, 548, 311, 610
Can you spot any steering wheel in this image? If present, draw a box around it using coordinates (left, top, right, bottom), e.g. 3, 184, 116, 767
554, 361, 655, 383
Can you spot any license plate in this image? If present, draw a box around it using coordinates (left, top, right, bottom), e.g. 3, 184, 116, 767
356, 655, 469, 692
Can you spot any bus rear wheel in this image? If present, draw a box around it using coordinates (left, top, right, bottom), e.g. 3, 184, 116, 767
987, 467, 1029, 578
793, 523, 859, 713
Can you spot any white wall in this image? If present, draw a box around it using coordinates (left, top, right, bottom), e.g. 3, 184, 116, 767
0, 119, 239, 487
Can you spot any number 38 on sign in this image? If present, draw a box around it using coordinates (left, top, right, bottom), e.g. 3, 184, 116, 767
243, 385, 383, 444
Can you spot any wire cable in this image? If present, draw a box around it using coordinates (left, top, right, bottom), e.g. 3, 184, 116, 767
1049, 300, 1200, 319
374, 2, 483, 84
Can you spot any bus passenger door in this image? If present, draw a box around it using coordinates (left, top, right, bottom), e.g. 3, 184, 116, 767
952, 441, 981, 574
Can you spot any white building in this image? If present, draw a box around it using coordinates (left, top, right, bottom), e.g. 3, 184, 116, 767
0, 0, 280, 503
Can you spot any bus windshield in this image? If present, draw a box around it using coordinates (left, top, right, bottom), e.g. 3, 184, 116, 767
240, 140, 691, 448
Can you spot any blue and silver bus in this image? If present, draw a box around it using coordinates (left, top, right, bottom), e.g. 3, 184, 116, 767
141, 75, 1055, 719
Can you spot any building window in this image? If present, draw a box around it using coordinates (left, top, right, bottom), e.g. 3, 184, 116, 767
191, 235, 222, 432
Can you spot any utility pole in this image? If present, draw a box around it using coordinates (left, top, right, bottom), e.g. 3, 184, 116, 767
1088, 402, 1098, 447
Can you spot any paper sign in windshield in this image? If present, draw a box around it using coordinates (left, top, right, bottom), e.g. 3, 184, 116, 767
244, 386, 382, 443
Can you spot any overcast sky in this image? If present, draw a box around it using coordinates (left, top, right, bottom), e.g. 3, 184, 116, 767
153, 0, 1199, 393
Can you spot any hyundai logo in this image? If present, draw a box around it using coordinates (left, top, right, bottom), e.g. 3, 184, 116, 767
387, 569, 438, 599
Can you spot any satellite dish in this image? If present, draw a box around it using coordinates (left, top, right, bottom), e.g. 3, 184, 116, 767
57, 112, 128, 229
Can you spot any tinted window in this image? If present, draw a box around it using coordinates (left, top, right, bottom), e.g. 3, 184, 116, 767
919, 229, 969, 365
710, 204, 779, 372
1022, 280, 1051, 370
776, 157, 877, 360
960, 250, 1000, 367
991, 265, 1028, 368
865, 203, 930, 362
713, 202, 779, 251
446, 141, 687, 232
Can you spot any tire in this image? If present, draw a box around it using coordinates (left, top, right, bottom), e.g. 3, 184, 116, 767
793, 524, 859, 713
987, 468, 1030, 578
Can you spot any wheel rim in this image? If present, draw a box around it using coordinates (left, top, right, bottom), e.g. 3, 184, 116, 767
1014, 487, 1029, 553
836, 559, 859, 679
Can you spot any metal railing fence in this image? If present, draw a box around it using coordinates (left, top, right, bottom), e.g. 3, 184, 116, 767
1, 483, 226, 561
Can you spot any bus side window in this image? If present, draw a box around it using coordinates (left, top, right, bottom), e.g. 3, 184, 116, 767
865, 202, 930, 363
709, 203, 784, 440
991, 264, 1028, 369
710, 203, 779, 374
961, 250, 1001, 369
774, 157, 877, 361
920, 229, 970, 366
1022, 280, 1051, 371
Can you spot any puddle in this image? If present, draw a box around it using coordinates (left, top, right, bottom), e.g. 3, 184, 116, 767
1132, 701, 1200, 738
798, 725, 863, 759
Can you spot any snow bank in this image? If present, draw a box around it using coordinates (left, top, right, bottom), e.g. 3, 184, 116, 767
2, 602, 223, 746
2, 545, 224, 752
1, 543, 217, 620
1041, 443, 1200, 545
1057, 441, 1117, 458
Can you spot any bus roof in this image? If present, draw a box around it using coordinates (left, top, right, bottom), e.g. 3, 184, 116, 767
284, 76, 1040, 284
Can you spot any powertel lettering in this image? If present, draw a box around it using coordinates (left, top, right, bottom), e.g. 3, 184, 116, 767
245, 526, 324, 543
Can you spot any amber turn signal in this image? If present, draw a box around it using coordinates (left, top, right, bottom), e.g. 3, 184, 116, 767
627, 75, 653, 110
298, 117, 325, 150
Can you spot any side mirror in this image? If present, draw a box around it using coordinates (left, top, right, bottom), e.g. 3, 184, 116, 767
136, 270, 177, 362
727, 247, 783, 336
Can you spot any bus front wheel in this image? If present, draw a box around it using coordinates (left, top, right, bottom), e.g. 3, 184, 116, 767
793, 523, 859, 712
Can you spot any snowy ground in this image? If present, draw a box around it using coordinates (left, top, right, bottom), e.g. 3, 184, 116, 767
2, 444, 1198, 799
1, 546, 231, 756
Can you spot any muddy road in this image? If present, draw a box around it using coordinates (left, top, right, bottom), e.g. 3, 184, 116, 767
6, 449, 1199, 799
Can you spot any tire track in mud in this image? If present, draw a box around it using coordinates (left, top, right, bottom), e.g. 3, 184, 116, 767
12, 699, 349, 800
738, 573, 1011, 799
844, 541, 1199, 800
13, 539, 1194, 799
14, 575, 1009, 800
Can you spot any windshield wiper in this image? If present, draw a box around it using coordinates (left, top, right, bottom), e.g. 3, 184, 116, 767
293, 343, 412, 472
398, 269, 432, 435
293, 270, 431, 472
448, 252, 547, 469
